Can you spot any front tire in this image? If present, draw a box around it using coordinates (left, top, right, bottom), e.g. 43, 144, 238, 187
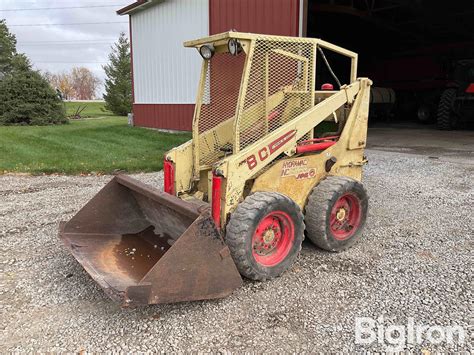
305, 176, 368, 251
225, 192, 305, 281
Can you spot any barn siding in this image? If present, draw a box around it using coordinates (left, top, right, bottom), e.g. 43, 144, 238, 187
130, 0, 301, 131
209, 0, 300, 36
131, 0, 208, 104
133, 104, 195, 131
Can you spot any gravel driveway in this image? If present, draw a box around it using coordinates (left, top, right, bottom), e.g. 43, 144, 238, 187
0, 149, 472, 352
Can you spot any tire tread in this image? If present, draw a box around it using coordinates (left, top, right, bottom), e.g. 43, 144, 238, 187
226, 192, 304, 281
437, 88, 456, 130
305, 176, 368, 252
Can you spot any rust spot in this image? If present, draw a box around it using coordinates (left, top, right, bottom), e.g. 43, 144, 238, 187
113, 226, 171, 282
219, 247, 231, 259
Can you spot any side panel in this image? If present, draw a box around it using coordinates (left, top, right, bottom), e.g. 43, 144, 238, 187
133, 104, 195, 131
166, 140, 194, 193
131, 0, 208, 104
209, 0, 300, 36
251, 81, 371, 209
251, 147, 365, 209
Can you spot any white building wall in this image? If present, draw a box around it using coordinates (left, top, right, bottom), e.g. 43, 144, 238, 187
131, 0, 209, 104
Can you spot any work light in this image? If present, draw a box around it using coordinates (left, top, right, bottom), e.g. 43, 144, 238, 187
199, 44, 215, 59
228, 38, 242, 56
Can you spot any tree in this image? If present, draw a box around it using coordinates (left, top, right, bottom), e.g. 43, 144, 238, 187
57, 73, 75, 100
70, 67, 100, 100
11, 53, 31, 72
103, 32, 132, 115
0, 21, 66, 125
44, 71, 75, 100
0, 19, 17, 77
0, 68, 66, 125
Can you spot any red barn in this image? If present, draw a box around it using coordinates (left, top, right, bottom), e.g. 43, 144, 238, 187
119, 0, 474, 130
118, 0, 304, 131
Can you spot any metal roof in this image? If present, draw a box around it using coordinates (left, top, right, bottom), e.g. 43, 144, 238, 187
117, 0, 165, 15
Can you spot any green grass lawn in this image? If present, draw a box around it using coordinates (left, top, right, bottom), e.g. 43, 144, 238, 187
0, 105, 190, 174
65, 101, 116, 118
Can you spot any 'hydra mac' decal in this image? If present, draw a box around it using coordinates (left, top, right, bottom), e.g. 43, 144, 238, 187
281, 158, 316, 180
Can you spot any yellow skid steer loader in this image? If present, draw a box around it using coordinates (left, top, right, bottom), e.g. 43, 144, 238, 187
59, 32, 372, 307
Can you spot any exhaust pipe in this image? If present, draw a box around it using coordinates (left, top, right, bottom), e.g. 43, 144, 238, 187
59, 175, 242, 306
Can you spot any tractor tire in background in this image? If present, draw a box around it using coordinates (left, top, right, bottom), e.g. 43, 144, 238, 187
437, 88, 457, 130
305, 176, 368, 252
225, 192, 305, 281
417, 104, 433, 124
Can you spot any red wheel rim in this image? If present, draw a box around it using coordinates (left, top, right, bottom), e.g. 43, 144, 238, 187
252, 211, 295, 267
330, 193, 362, 240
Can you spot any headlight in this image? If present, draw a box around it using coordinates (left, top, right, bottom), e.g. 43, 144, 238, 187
199, 44, 215, 59
228, 38, 242, 56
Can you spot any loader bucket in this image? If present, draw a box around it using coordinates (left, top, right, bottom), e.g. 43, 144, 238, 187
59, 175, 242, 306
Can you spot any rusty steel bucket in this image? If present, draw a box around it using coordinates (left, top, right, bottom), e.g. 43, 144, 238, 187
59, 175, 242, 306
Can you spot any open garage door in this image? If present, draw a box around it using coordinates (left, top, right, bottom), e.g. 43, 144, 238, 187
305, 0, 474, 129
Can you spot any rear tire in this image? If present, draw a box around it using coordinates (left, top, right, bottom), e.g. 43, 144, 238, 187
437, 88, 456, 130
225, 192, 304, 281
305, 176, 368, 252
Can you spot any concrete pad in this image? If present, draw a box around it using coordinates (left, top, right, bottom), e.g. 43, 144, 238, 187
367, 126, 474, 165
